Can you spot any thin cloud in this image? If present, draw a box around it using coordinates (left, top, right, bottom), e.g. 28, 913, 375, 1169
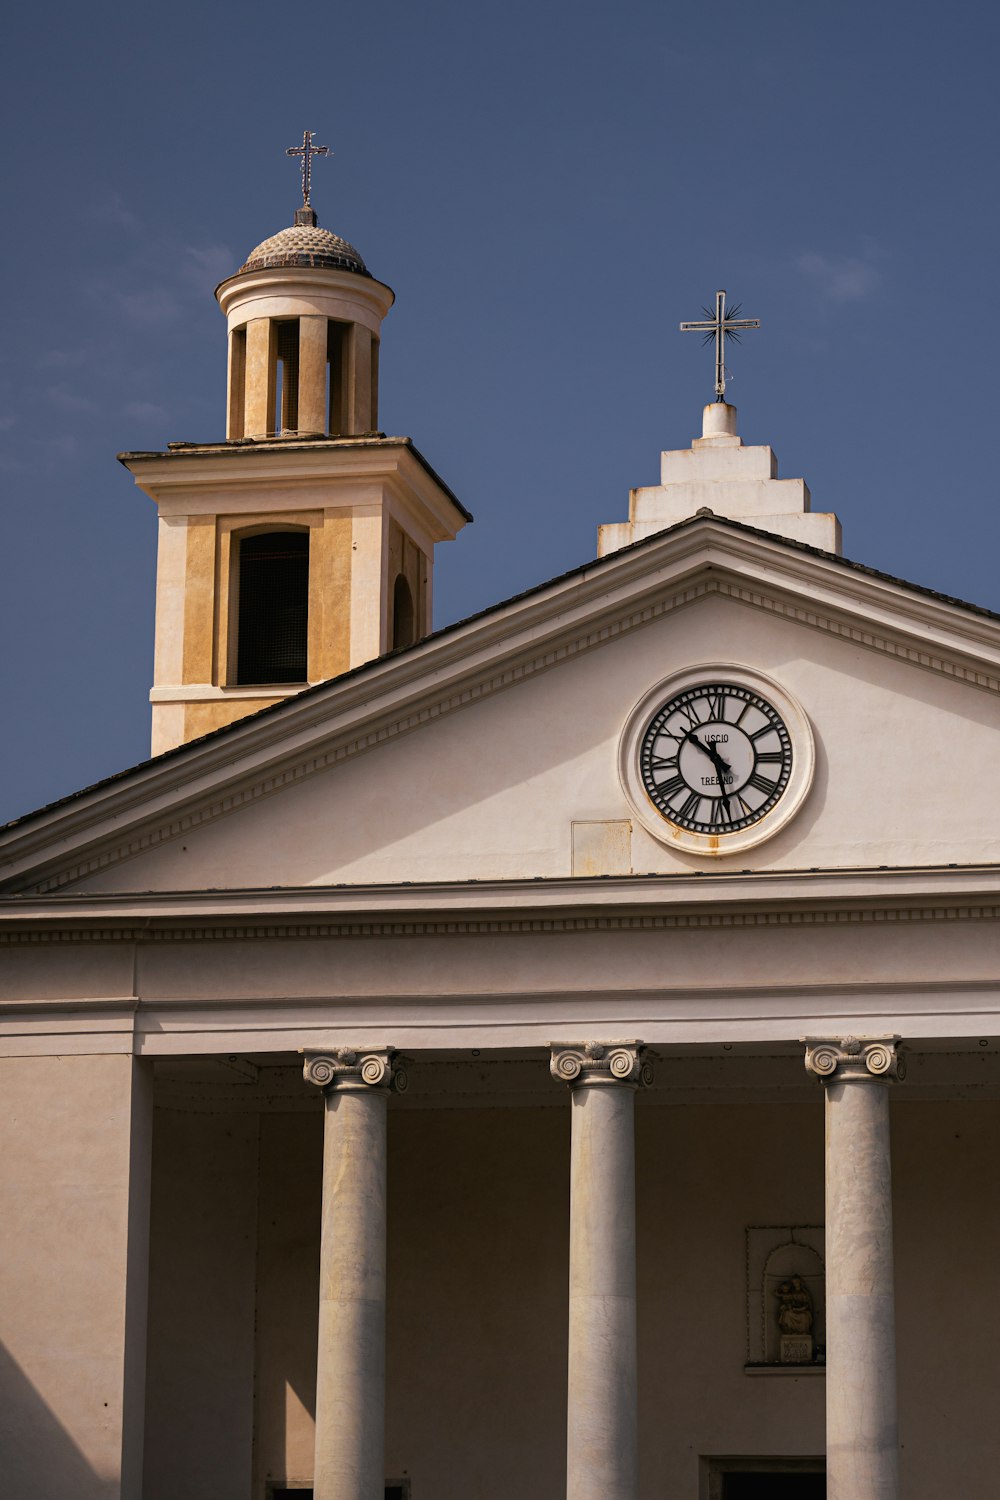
111, 287, 184, 328
45, 384, 98, 413
36, 349, 88, 371
124, 400, 170, 422
91, 192, 140, 233
180, 243, 236, 288
796, 249, 882, 303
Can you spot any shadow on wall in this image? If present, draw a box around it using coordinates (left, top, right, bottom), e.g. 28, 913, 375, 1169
0, 1340, 118, 1500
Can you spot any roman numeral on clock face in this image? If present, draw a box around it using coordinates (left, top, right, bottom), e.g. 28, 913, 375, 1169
655, 773, 685, 799
747, 771, 778, 795
674, 702, 702, 731
755, 750, 785, 764
678, 791, 701, 821
704, 692, 726, 722
709, 797, 731, 825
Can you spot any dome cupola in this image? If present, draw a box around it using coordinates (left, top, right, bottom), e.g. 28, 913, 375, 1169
216, 134, 393, 441
238, 214, 370, 278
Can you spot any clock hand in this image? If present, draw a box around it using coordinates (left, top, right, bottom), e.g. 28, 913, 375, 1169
704, 745, 732, 809
686, 732, 732, 808
687, 731, 732, 776
707, 744, 732, 776
685, 730, 714, 760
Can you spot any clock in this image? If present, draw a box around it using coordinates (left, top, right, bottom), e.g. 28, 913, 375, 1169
639, 683, 792, 834
619, 666, 814, 855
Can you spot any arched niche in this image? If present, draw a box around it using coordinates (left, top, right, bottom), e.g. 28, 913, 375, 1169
391, 573, 415, 650
744, 1224, 825, 1369
763, 1239, 825, 1364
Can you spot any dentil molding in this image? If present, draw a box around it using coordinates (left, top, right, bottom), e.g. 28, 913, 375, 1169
2, 902, 1000, 944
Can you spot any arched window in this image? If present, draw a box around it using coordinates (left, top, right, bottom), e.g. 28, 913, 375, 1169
391, 573, 415, 650
236, 531, 309, 685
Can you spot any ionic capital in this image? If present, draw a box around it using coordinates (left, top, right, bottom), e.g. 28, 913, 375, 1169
549, 1040, 652, 1090
803, 1035, 905, 1085
302, 1046, 406, 1094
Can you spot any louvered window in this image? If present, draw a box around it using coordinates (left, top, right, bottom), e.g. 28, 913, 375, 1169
236, 531, 309, 685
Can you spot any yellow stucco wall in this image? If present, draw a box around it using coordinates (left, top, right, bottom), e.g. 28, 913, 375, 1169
152, 507, 356, 752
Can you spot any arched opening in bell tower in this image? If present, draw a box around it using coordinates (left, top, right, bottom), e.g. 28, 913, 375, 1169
391, 573, 416, 650
226, 316, 381, 439
234, 529, 310, 685
275, 321, 300, 433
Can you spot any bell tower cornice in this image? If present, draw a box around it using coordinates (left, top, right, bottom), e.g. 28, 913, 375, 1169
215, 265, 394, 341
120, 435, 470, 541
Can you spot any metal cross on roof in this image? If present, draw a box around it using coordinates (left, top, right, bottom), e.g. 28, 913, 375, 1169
286, 130, 331, 207
680, 290, 760, 402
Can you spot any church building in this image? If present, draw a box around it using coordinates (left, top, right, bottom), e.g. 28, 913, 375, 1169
2, 140, 999, 1500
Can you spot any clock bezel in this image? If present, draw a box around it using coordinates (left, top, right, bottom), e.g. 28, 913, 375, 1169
618, 664, 815, 855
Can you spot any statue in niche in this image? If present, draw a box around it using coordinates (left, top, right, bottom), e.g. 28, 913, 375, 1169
774, 1274, 814, 1363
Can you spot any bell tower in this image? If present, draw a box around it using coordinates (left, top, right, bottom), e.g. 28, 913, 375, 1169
120, 135, 470, 757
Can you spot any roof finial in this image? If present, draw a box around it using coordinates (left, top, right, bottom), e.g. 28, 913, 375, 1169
680, 290, 760, 402
286, 130, 331, 227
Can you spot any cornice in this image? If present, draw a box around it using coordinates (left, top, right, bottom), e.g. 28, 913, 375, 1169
1, 908, 997, 945
4, 521, 1000, 893
215, 263, 395, 319
1, 868, 999, 942
120, 436, 471, 533
3, 862, 1000, 917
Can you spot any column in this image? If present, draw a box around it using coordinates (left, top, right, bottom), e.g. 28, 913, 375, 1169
346, 323, 372, 434
226, 327, 246, 439
298, 316, 330, 434
244, 316, 276, 436
303, 1046, 406, 1500
804, 1036, 904, 1500
550, 1041, 652, 1500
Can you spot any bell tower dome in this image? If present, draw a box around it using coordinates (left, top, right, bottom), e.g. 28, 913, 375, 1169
120, 136, 470, 757
218, 205, 392, 441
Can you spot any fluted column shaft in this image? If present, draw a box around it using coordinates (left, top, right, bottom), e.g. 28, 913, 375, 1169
304, 1048, 404, 1500
805, 1037, 903, 1500
551, 1042, 651, 1500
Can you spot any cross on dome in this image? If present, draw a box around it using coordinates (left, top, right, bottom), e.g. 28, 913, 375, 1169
680, 290, 760, 402
286, 129, 331, 208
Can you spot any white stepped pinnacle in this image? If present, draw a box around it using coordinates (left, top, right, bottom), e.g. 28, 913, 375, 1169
598, 403, 841, 557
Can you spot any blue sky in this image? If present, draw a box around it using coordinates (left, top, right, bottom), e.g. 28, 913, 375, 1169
1, 0, 998, 821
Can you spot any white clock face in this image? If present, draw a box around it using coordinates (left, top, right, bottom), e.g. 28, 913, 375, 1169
638, 682, 793, 834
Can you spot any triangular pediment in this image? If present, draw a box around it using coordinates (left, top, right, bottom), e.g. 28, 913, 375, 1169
3, 516, 1000, 895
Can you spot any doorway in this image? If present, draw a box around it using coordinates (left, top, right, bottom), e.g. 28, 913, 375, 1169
704, 1457, 825, 1498
723, 1476, 825, 1497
